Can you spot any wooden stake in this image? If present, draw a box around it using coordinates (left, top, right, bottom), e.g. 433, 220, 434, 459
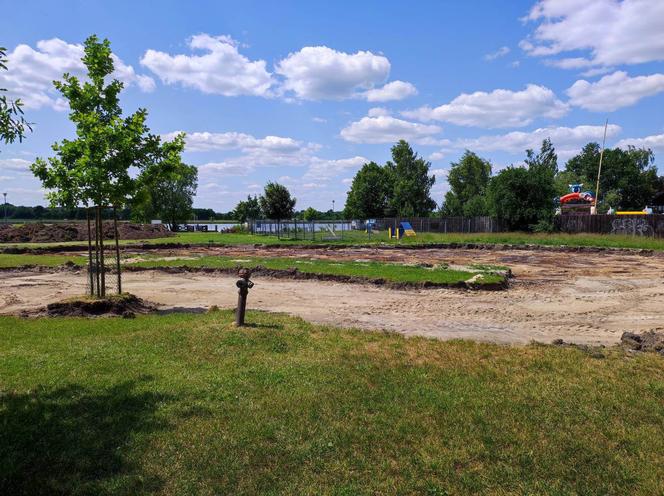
113, 206, 122, 294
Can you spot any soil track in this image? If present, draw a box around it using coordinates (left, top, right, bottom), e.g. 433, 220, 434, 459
2, 245, 664, 345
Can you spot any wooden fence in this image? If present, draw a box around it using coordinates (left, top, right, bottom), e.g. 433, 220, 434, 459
555, 214, 664, 237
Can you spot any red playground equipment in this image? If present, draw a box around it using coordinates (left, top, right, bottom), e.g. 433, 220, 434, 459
559, 184, 595, 215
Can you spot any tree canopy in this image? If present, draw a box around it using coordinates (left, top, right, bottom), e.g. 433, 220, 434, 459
564, 143, 659, 210
344, 161, 392, 219
30, 35, 169, 209
0, 46, 31, 147
387, 140, 437, 216
233, 195, 262, 223
259, 182, 296, 220
442, 150, 492, 216
132, 135, 198, 231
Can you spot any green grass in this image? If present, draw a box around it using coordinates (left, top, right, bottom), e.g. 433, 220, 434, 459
1, 311, 663, 495
0, 253, 86, 268
5, 230, 664, 251
127, 255, 503, 285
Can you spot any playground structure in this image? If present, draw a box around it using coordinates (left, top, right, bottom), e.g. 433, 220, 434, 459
388, 221, 417, 239
558, 184, 596, 215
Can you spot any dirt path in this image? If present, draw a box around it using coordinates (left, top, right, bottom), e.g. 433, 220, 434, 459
2, 246, 664, 345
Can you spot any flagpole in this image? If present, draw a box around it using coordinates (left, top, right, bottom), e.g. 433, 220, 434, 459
594, 119, 608, 213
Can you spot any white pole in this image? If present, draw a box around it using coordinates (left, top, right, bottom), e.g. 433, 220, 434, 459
594, 119, 609, 213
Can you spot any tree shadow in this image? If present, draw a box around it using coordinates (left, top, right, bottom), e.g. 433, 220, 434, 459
0, 380, 175, 495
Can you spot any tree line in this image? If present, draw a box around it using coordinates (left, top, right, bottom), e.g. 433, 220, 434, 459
342, 138, 661, 230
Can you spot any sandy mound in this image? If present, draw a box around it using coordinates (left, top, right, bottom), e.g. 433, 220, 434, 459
36, 293, 156, 318
0, 222, 172, 243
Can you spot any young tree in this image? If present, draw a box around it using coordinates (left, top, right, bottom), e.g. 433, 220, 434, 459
233, 195, 262, 223
442, 150, 492, 216
31, 35, 166, 297
386, 140, 436, 217
259, 182, 296, 220
0, 46, 31, 147
344, 161, 392, 219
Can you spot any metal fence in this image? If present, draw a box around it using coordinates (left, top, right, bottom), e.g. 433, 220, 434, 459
555, 214, 664, 237
251, 216, 507, 241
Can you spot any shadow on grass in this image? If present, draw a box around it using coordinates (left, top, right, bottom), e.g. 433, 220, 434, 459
0, 380, 172, 495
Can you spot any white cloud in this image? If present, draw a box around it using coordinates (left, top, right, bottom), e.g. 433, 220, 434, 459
1, 38, 154, 110
616, 133, 664, 152
448, 124, 622, 154
402, 84, 568, 128
340, 115, 442, 144
364, 80, 417, 101
0, 158, 32, 173
275, 46, 390, 100
429, 152, 446, 161
367, 107, 390, 117
303, 156, 368, 181
484, 46, 510, 61
198, 162, 253, 176
312, 117, 327, 123
566, 71, 664, 111
165, 130, 318, 156
521, 0, 664, 68
141, 34, 274, 97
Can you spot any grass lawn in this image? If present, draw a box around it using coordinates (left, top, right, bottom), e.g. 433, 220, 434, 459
127, 255, 505, 286
0, 253, 86, 268
4, 230, 664, 251
0, 311, 663, 495
0, 253, 504, 286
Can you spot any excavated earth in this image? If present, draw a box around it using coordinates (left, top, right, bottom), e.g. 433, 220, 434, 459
1, 244, 664, 345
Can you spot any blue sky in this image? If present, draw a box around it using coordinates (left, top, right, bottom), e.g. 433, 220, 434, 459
2, 0, 663, 211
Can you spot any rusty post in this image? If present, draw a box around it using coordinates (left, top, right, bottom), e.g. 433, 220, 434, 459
235, 268, 254, 326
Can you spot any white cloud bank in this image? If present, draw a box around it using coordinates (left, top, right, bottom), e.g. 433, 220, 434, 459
141, 34, 274, 97
616, 133, 664, 152
566, 71, 664, 111
142, 38, 416, 102
402, 84, 568, 128
0, 38, 154, 110
340, 114, 442, 144
521, 0, 664, 69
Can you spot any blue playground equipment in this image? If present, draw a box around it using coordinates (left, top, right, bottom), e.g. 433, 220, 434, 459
388, 221, 417, 239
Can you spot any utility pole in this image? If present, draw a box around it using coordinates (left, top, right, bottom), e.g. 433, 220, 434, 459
332, 199, 335, 213
3, 193, 7, 224
594, 119, 609, 214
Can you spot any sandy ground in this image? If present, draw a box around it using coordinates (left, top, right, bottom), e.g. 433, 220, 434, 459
2, 246, 664, 345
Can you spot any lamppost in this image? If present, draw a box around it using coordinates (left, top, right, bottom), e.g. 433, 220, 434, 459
3, 193, 6, 224
332, 199, 335, 212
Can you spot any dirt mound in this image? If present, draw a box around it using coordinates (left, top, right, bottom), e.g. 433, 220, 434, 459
40, 293, 156, 317
621, 331, 664, 355
0, 222, 172, 243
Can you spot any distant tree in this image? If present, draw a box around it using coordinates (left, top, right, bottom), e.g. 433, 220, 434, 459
0, 46, 31, 147
133, 138, 197, 232
259, 182, 296, 220
386, 140, 436, 216
565, 143, 659, 210
487, 163, 556, 230
233, 195, 262, 222
525, 138, 558, 176
344, 161, 392, 219
442, 150, 492, 216
302, 207, 320, 221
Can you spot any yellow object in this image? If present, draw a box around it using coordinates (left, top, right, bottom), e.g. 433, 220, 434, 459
404, 229, 416, 237
396, 227, 401, 240
616, 211, 647, 215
